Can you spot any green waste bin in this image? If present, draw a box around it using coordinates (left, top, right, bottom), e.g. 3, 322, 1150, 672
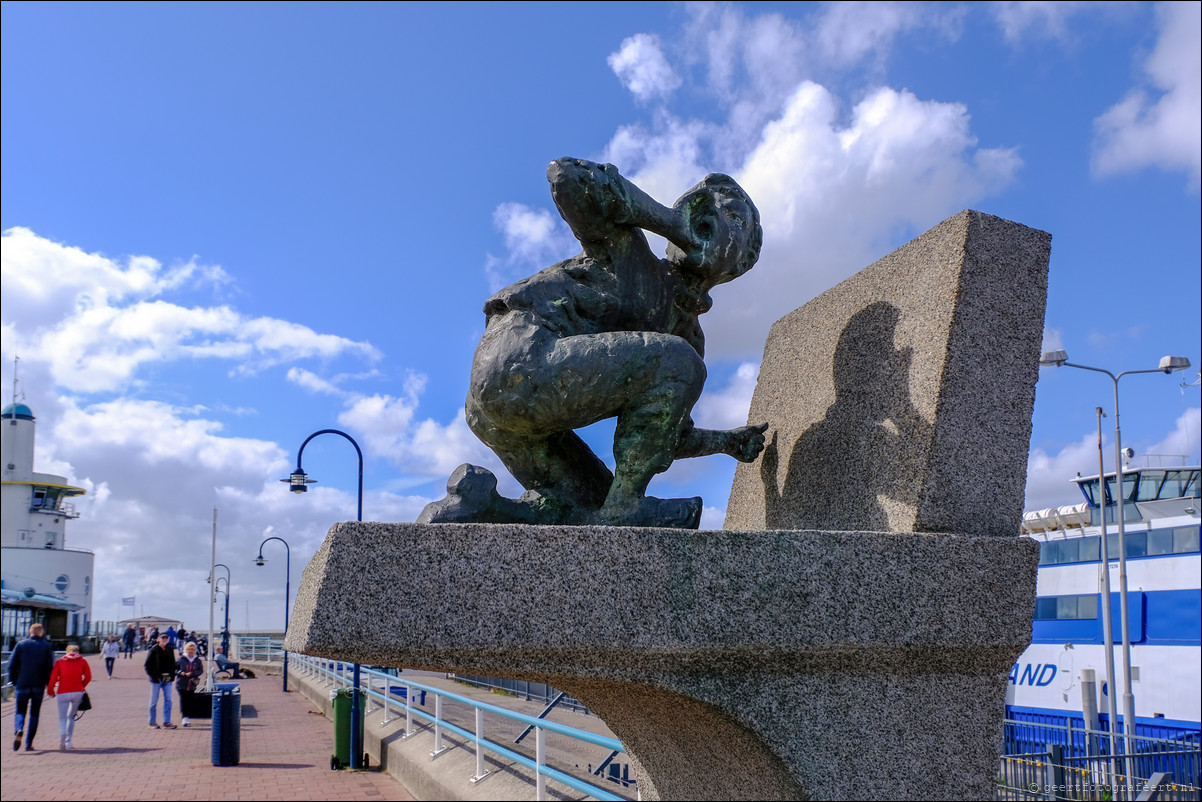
330, 688, 367, 770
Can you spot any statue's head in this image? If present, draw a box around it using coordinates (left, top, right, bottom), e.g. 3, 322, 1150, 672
670, 174, 762, 287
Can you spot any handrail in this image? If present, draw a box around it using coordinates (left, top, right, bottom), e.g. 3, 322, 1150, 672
295, 653, 629, 801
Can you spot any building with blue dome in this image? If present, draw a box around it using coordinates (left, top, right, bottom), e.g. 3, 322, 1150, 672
1, 400, 93, 648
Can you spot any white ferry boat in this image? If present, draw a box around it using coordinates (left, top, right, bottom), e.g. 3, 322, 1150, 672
1009, 462, 1201, 743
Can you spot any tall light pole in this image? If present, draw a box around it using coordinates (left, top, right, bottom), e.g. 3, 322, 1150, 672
214, 576, 231, 656
1039, 351, 1191, 767
1093, 408, 1119, 799
254, 537, 291, 694
208, 563, 232, 658
213, 581, 229, 666
281, 428, 365, 770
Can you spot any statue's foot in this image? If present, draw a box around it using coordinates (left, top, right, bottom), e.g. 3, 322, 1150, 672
418, 465, 569, 525
595, 495, 702, 529
418, 464, 533, 524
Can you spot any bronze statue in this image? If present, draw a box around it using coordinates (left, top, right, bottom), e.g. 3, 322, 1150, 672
420, 158, 767, 528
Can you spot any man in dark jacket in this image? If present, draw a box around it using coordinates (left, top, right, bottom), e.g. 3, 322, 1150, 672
10, 622, 54, 751
144, 632, 177, 729
122, 623, 137, 658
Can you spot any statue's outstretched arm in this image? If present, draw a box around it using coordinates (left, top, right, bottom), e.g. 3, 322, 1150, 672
548, 158, 697, 259
675, 421, 768, 462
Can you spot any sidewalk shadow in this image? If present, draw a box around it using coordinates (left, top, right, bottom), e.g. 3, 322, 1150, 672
77, 747, 161, 755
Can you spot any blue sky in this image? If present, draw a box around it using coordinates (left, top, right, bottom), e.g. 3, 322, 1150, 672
2, 1, 1199, 631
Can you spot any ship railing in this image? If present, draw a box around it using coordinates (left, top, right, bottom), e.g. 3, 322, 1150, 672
999, 720, 1201, 801
292, 653, 631, 800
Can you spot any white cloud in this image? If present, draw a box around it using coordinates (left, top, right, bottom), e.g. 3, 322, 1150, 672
1093, 1, 1202, 189
335, 376, 516, 494
1024, 430, 1100, 512
692, 362, 760, 431
608, 33, 681, 103
0, 228, 451, 631
286, 367, 345, 396
815, 1, 954, 67
699, 505, 726, 531
1041, 327, 1065, 355
492, 5, 1021, 361
712, 83, 1019, 357
1145, 407, 1202, 462
1, 226, 229, 322
2, 228, 380, 392
990, 1, 1098, 43
484, 203, 578, 291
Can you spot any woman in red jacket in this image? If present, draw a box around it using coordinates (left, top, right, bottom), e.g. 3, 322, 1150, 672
46, 644, 91, 750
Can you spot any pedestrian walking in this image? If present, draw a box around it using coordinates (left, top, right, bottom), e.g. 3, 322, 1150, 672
144, 632, 177, 729
121, 623, 137, 658
46, 644, 91, 750
176, 641, 204, 727
101, 635, 120, 677
9, 622, 54, 751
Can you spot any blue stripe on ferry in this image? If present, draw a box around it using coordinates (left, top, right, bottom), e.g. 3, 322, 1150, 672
1005, 704, 1202, 737
1146, 588, 1202, 644
1032, 589, 1201, 645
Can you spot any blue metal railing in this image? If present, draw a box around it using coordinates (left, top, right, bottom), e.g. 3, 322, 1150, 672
451, 674, 593, 715
294, 653, 630, 801
999, 718, 1200, 800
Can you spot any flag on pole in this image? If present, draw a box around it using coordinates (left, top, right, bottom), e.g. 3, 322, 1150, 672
121, 596, 135, 606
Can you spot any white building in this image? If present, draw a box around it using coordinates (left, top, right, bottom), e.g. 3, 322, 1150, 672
1, 401, 92, 646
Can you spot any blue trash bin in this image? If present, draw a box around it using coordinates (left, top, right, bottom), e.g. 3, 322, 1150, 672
211, 682, 241, 766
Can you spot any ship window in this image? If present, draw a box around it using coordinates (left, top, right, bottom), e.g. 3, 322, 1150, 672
1079, 537, 1100, 561
1038, 536, 1104, 565
1159, 470, 1199, 500
1137, 472, 1165, 502
1147, 529, 1174, 555
1173, 526, 1201, 553
1035, 594, 1098, 620
1079, 479, 1101, 507
1104, 531, 1148, 559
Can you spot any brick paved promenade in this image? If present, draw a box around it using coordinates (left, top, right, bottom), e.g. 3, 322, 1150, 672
1, 653, 415, 801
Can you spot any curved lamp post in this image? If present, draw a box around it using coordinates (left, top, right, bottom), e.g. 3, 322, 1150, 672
254, 537, 291, 694
1039, 350, 1191, 764
213, 583, 229, 660
209, 563, 232, 657
213, 576, 232, 657
280, 428, 365, 770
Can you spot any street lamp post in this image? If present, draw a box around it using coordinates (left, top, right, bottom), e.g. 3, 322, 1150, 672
1039, 350, 1191, 777
281, 428, 365, 771
214, 582, 229, 666
214, 577, 231, 655
208, 563, 232, 658
254, 537, 291, 694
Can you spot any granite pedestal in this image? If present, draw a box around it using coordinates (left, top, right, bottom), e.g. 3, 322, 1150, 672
287, 522, 1038, 800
